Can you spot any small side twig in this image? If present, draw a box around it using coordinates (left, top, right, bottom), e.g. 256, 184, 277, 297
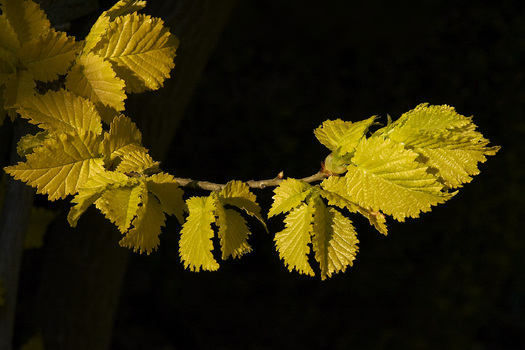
174, 170, 329, 191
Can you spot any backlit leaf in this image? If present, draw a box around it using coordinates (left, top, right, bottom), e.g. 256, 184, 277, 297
416, 144, 499, 188
311, 200, 359, 280
376, 104, 500, 188
274, 202, 315, 276
319, 176, 360, 212
94, 13, 179, 93
320, 175, 388, 235
0, 14, 20, 55
16, 131, 48, 157
17, 89, 102, 134
19, 29, 80, 82
219, 180, 266, 230
120, 192, 167, 254
83, 0, 147, 53
4, 131, 104, 200
345, 136, 451, 221
68, 170, 135, 227
378, 103, 472, 133
0, 47, 17, 85
180, 196, 220, 272
105, 0, 147, 18
3, 70, 35, 108
147, 172, 185, 224
0, 0, 50, 43
216, 203, 252, 259
268, 178, 312, 218
0, 14, 18, 84
95, 180, 146, 233
115, 146, 159, 174
314, 116, 377, 156
65, 53, 126, 123
103, 114, 142, 163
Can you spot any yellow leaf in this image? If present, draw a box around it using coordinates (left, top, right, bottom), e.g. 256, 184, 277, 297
65, 53, 126, 122
94, 13, 179, 93
103, 114, 142, 164
120, 192, 166, 254
17, 89, 102, 134
0, 47, 17, 85
376, 104, 501, 188
0, 14, 19, 84
16, 131, 48, 157
311, 200, 359, 280
274, 202, 315, 276
84, 16, 110, 55
95, 180, 146, 233
179, 196, 220, 272
3, 70, 35, 108
220, 180, 257, 202
1, 0, 50, 43
83, 0, 147, 53
319, 176, 360, 212
345, 136, 452, 221
4, 131, 104, 200
417, 144, 498, 188
115, 146, 159, 174
0, 13, 20, 55
216, 203, 252, 259
268, 178, 313, 218
147, 172, 185, 224
19, 29, 80, 82
381, 103, 473, 132
320, 176, 388, 235
68, 170, 136, 227
314, 116, 377, 156
219, 180, 266, 230
104, 0, 147, 18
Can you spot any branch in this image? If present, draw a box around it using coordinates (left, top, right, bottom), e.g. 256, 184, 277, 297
174, 170, 329, 191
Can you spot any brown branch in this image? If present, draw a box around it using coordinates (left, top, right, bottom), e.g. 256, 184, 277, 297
174, 170, 329, 191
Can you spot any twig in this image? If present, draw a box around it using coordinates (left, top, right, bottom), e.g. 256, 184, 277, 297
174, 170, 329, 191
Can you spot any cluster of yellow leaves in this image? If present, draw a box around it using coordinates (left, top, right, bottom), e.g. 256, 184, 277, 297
267, 104, 499, 279
2, 0, 180, 254
0, 0, 178, 125
0, 0, 80, 122
268, 179, 362, 280
316, 104, 499, 221
180, 181, 266, 272
65, 0, 178, 123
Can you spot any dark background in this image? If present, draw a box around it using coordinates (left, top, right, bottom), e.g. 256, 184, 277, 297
24, 0, 525, 349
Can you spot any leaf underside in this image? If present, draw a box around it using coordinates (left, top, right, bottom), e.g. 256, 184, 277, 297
179, 196, 219, 272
